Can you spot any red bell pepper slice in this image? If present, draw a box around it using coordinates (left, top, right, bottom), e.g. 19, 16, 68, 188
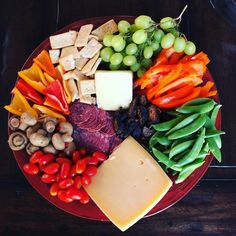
15, 79, 44, 104
169, 52, 184, 64
43, 80, 69, 115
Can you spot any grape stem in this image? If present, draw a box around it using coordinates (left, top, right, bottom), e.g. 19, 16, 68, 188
175, 5, 188, 25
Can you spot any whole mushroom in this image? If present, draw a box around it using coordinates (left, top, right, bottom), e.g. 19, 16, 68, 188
29, 133, 50, 147
26, 143, 39, 155
43, 144, 58, 155
52, 133, 65, 151
19, 112, 37, 131
58, 122, 73, 136
43, 117, 58, 133
8, 132, 28, 151
8, 116, 20, 131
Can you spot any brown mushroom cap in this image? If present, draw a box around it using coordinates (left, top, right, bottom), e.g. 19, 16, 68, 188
8, 116, 20, 131
8, 131, 28, 151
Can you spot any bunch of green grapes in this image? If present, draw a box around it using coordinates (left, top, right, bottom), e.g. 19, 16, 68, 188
100, 9, 196, 76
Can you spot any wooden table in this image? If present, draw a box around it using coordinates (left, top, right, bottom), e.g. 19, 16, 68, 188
0, 0, 235, 235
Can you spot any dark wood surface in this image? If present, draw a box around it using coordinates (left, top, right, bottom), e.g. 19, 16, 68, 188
0, 0, 235, 235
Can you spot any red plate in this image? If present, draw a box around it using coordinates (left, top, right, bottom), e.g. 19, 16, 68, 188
9, 16, 221, 220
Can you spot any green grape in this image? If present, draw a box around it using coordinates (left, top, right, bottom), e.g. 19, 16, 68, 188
130, 62, 141, 72
174, 37, 186, 53
160, 17, 176, 30
110, 53, 123, 65
123, 55, 137, 66
141, 58, 152, 69
100, 47, 114, 62
130, 24, 140, 32
118, 20, 130, 33
109, 63, 121, 70
132, 29, 148, 44
111, 35, 124, 49
184, 41, 196, 55
134, 15, 153, 29
167, 28, 180, 37
125, 43, 138, 55
113, 40, 126, 52
153, 29, 164, 42
151, 41, 160, 51
161, 33, 175, 48
143, 46, 153, 59
103, 34, 113, 47
137, 68, 146, 77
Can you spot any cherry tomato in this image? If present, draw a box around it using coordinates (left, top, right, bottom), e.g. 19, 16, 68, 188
72, 150, 81, 163
75, 159, 87, 174
92, 151, 108, 162
41, 174, 56, 183
29, 150, 44, 164
74, 175, 82, 189
66, 187, 83, 200
79, 148, 86, 156
60, 162, 71, 179
58, 178, 74, 189
50, 183, 59, 196
56, 172, 62, 182
39, 163, 46, 172
81, 175, 91, 186
86, 156, 99, 165
43, 162, 60, 175
79, 188, 90, 204
70, 165, 77, 178
56, 157, 72, 165
58, 190, 73, 203
84, 165, 97, 176
23, 163, 39, 175
39, 154, 55, 166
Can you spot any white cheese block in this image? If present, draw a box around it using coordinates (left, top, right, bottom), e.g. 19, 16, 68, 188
95, 70, 133, 111
84, 136, 172, 232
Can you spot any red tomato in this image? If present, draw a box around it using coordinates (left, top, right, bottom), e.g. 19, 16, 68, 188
79, 188, 90, 204
39, 163, 46, 172
43, 162, 60, 175
30, 150, 44, 164
74, 175, 82, 189
79, 148, 86, 156
56, 172, 62, 182
56, 157, 72, 165
81, 175, 91, 186
92, 151, 108, 162
86, 156, 99, 165
66, 187, 83, 200
84, 165, 97, 176
70, 165, 77, 178
60, 162, 71, 179
75, 159, 87, 174
72, 150, 81, 163
58, 190, 73, 203
50, 183, 59, 196
39, 154, 55, 166
58, 178, 74, 190
41, 174, 56, 183
23, 163, 39, 175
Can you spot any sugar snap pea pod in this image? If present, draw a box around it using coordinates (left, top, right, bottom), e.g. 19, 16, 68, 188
210, 104, 222, 124
173, 149, 189, 161
149, 132, 163, 149
208, 137, 222, 162
168, 115, 206, 140
163, 149, 170, 155
176, 99, 215, 114
152, 116, 184, 132
183, 98, 213, 106
197, 150, 209, 158
166, 113, 199, 135
206, 129, 225, 138
174, 128, 206, 168
175, 159, 205, 184
169, 139, 195, 158
214, 135, 222, 149
165, 110, 181, 117
203, 142, 209, 152
152, 147, 182, 172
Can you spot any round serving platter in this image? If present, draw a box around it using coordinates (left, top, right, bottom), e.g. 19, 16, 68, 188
8, 16, 221, 220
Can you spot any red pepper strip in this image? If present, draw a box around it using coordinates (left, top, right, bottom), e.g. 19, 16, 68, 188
16, 79, 44, 104
33, 50, 57, 78
152, 85, 195, 106
178, 55, 193, 63
169, 52, 184, 64
190, 52, 210, 65
153, 87, 201, 109
199, 81, 214, 97
153, 54, 168, 66
43, 80, 69, 115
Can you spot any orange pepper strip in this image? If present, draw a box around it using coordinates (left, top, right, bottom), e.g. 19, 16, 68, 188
207, 90, 217, 97
191, 52, 210, 65
169, 52, 184, 64
199, 81, 214, 97
182, 60, 206, 77
44, 72, 55, 84
33, 50, 57, 78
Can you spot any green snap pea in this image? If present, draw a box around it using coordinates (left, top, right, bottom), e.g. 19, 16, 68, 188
203, 142, 209, 152
206, 129, 225, 138
149, 132, 163, 148
210, 104, 222, 125
152, 147, 182, 172
214, 136, 222, 149
176, 99, 215, 114
168, 115, 206, 140
166, 113, 199, 135
208, 137, 222, 162
183, 98, 213, 106
174, 128, 206, 167
152, 116, 184, 131
197, 149, 209, 158
175, 159, 205, 184
169, 139, 195, 158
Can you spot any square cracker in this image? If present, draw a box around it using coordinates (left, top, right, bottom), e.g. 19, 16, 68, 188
78, 38, 102, 58
75, 24, 93, 47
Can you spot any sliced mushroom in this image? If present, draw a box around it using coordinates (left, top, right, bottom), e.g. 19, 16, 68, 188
43, 144, 58, 155
8, 116, 20, 131
64, 142, 76, 156
26, 143, 39, 155
29, 133, 50, 147
21, 112, 37, 126
52, 133, 65, 150
61, 134, 73, 142
43, 117, 58, 133
58, 122, 73, 136
8, 132, 28, 151
26, 124, 40, 139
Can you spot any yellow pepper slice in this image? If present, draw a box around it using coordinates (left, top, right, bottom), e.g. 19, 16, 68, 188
44, 72, 56, 84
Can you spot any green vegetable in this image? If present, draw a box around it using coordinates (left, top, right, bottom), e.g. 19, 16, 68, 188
210, 104, 222, 124
183, 98, 213, 106
208, 137, 222, 162
169, 139, 195, 158
152, 116, 183, 131
205, 129, 225, 138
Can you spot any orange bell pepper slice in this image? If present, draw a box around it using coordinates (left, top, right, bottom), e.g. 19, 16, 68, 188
33, 50, 57, 78
44, 72, 55, 84
33, 104, 66, 121
183, 60, 206, 77
191, 52, 210, 65
18, 63, 47, 94
199, 81, 215, 97
207, 90, 217, 97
